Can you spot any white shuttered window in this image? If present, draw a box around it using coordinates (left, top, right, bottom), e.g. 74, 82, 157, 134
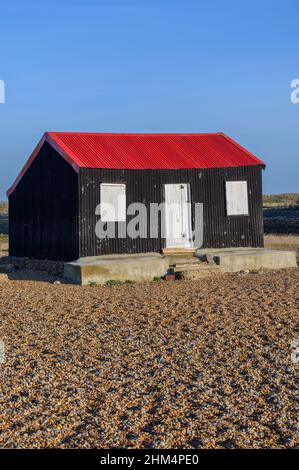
100, 183, 126, 222
226, 181, 249, 216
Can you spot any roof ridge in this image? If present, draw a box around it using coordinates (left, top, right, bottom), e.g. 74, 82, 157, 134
49, 131, 225, 137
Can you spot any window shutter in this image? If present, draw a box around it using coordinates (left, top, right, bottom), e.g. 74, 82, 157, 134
100, 183, 126, 222
226, 181, 249, 216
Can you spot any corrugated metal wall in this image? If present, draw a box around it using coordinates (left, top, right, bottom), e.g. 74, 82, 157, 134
78, 166, 264, 257
8, 141, 263, 261
9, 142, 79, 261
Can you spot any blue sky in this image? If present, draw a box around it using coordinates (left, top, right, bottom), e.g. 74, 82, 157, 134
0, 0, 298, 199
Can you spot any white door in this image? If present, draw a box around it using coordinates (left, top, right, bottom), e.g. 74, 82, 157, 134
164, 184, 192, 248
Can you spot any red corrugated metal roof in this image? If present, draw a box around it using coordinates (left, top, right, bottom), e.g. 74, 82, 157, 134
49, 131, 264, 170
7, 132, 265, 196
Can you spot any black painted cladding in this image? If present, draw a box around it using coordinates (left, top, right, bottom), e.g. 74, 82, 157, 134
78, 166, 264, 258
9, 143, 264, 261
9, 142, 78, 260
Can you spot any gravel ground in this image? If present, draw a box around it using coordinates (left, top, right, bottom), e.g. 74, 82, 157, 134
0, 269, 298, 449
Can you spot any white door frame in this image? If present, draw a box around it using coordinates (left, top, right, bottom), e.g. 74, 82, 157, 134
164, 183, 193, 248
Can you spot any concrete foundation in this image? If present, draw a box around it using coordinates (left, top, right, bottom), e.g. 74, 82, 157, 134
197, 248, 297, 273
64, 253, 170, 285
64, 248, 297, 285
0, 248, 297, 285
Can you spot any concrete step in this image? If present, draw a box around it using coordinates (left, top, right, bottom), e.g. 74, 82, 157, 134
162, 248, 196, 257
175, 264, 220, 272
174, 263, 211, 271
171, 258, 204, 266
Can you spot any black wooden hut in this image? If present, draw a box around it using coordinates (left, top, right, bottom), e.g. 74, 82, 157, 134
7, 132, 265, 261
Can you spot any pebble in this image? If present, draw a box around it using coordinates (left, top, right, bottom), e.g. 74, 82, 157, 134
0, 268, 298, 448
